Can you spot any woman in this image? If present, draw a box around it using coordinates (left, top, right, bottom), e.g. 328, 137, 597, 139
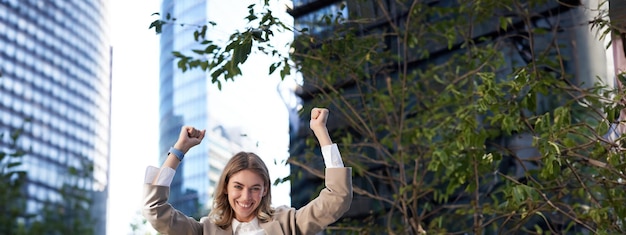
143, 108, 352, 235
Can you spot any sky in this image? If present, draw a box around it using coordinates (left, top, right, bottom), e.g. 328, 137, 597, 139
108, 0, 160, 234
108, 1, 294, 234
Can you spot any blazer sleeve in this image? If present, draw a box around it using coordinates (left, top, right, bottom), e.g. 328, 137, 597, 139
293, 167, 353, 234
142, 184, 204, 235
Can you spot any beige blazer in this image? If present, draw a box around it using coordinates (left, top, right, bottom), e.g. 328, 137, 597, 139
143, 167, 352, 235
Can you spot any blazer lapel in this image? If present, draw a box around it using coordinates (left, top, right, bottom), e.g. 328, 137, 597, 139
259, 220, 283, 234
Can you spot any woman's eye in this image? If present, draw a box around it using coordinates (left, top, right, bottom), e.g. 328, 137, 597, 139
234, 185, 243, 189
252, 187, 261, 191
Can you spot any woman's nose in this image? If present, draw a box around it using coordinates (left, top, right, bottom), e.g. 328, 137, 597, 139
241, 189, 251, 199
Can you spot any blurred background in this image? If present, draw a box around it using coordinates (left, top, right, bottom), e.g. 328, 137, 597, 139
1, 0, 625, 234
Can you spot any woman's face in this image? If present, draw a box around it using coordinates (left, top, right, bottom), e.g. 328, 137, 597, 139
226, 169, 267, 222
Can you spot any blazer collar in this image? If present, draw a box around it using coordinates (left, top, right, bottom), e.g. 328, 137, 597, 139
259, 220, 282, 234
212, 225, 232, 235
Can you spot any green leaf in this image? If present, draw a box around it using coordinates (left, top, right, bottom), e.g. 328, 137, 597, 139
269, 62, 281, 74
6, 162, 21, 169
279, 61, 290, 79
148, 20, 165, 34
237, 39, 253, 64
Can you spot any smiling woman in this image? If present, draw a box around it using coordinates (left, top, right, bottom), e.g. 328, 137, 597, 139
142, 108, 353, 235
108, 0, 298, 234
214, 152, 271, 227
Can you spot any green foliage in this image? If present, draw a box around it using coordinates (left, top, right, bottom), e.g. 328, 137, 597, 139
0, 129, 28, 235
154, 0, 626, 234
149, 4, 290, 89
0, 126, 96, 234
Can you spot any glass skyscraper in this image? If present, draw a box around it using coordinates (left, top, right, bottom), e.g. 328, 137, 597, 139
158, 0, 212, 217
0, 1, 111, 234
157, 0, 263, 218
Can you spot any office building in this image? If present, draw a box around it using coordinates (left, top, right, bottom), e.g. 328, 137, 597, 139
0, 1, 111, 234
158, 0, 256, 217
157, 0, 294, 218
288, 0, 615, 233
158, 0, 212, 217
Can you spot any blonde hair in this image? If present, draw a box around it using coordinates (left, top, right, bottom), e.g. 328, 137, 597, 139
209, 152, 274, 229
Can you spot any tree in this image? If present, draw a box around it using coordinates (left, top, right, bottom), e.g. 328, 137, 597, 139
0, 124, 96, 234
151, 0, 626, 234
0, 127, 28, 235
24, 158, 96, 235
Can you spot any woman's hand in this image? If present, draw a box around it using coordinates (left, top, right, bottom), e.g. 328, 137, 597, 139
310, 108, 329, 132
174, 126, 206, 153
310, 108, 331, 146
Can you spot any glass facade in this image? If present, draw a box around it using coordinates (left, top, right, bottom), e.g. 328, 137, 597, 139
293, 1, 347, 35
159, 0, 213, 217
0, 1, 111, 234
157, 0, 295, 217
289, 0, 612, 232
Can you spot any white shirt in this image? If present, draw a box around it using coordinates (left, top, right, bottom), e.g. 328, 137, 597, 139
231, 217, 263, 235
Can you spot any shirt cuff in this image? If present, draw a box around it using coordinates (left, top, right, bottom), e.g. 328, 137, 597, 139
321, 143, 344, 168
144, 166, 176, 186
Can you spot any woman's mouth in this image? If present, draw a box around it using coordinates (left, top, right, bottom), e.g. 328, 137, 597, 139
237, 201, 253, 208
